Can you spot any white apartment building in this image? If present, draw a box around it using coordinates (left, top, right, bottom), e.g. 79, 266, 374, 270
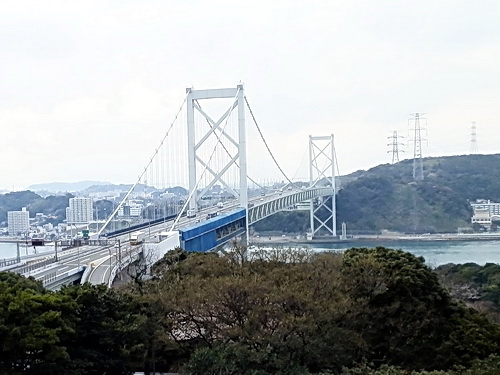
8, 207, 30, 236
470, 199, 500, 226
471, 199, 500, 216
66, 197, 93, 224
118, 202, 143, 217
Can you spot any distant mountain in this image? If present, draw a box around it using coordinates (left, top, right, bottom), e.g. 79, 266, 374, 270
28, 181, 111, 193
83, 184, 188, 196
0, 191, 72, 223
166, 186, 188, 196
83, 183, 160, 195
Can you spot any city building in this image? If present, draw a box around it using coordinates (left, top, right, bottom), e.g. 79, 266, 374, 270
470, 199, 500, 227
118, 202, 142, 217
66, 197, 93, 224
8, 207, 30, 236
471, 199, 500, 216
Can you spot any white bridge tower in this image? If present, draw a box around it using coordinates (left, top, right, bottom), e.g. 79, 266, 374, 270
309, 135, 336, 238
186, 84, 248, 212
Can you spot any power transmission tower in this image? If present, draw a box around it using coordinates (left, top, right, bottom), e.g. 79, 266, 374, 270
470, 122, 478, 154
408, 113, 426, 181
387, 130, 404, 164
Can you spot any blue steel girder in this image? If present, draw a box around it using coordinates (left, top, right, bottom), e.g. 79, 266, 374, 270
180, 208, 247, 252
248, 187, 333, 225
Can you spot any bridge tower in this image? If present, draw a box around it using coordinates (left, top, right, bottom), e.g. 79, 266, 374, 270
186, 84, 248, 212
308, 135, 336, 238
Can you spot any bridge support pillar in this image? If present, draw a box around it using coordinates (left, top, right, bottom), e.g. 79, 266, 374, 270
309, 135, 336, 238
185, 85, 248, 240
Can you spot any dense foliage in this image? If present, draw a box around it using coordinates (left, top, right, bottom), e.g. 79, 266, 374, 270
1, 247, 499, 374
435, 262, 500, 323
252, 210, 310, 234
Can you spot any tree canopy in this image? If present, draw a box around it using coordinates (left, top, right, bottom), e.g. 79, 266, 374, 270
1, 247, 499, 374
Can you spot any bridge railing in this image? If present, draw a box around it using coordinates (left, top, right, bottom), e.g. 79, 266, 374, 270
41, 266, 86, 290
0, 258, 19, 268
40, 271, 58, 286
13, 257, 57, 276
58, 239, 114, 247
107, 248, 142, 287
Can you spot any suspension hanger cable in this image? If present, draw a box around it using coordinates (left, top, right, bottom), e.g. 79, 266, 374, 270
97, 94, 188, 236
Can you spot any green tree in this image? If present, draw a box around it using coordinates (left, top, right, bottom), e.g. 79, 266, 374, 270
0, 272, 76, 374
341, 248, 500, 370
58, 283, 143, 375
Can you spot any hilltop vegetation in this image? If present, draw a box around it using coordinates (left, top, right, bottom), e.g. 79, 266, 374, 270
1, 247, 500, 374
0, 191, 72, 224
435, 262, 500, 323
254, 154, 500, 234
336, 154, 500, 233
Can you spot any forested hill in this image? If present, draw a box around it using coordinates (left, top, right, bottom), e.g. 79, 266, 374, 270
0, 191, 72, 224
253, 154, 500, 234
336, 154, 500, 233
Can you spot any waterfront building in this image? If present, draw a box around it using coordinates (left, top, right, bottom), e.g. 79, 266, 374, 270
66, 197, 93, 224
470, 199, 500, 227
8, 207, 30, 236
471, 199, 500, 215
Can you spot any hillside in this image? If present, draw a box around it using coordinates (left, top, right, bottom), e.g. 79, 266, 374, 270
0, 191, 72, 225
28, 180, 110, 193
336, 154, 500, 233
253, 154, 500, 234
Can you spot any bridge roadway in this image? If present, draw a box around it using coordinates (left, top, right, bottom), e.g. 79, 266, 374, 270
6, 187, 332, 288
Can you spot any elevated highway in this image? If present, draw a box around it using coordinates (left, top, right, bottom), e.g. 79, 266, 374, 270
4, 186, 333, 289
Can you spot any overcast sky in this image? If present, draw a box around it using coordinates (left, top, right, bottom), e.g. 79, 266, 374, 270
1, 0, 499, 191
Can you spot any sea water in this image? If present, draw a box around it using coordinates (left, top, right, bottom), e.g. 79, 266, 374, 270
285, 239, 500, 267
1, 239, 500, 267
252, 239, 500, 267
0, 242, 54, 261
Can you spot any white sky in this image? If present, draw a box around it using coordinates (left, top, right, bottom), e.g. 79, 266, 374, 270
1, 0, 499, 190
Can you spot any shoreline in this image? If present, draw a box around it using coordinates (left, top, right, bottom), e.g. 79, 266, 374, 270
251, 233, 500, 246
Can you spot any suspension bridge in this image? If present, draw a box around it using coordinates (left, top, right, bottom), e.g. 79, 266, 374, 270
2, 84, 338, 289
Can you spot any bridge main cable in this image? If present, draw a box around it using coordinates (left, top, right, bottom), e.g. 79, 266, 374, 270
244, 96, 295, 187
97, 94, 188, 237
